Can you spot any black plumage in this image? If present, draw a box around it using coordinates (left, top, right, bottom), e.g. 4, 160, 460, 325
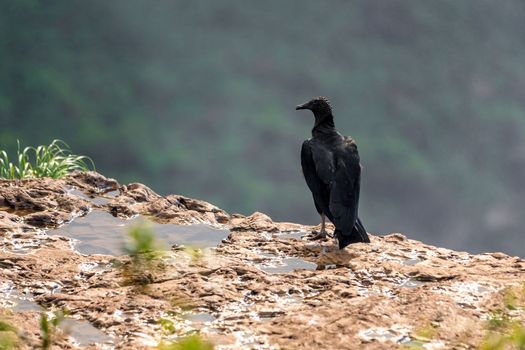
296, 97, 370, 249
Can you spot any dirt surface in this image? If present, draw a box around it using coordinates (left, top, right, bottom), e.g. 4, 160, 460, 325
0, 172, 524, 349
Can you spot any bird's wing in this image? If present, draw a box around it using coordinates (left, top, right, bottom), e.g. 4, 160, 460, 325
328, 140, 361, 233
301, 139, 333, 218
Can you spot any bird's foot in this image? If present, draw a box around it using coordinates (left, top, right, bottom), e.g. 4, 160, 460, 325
307, 230, 333, 240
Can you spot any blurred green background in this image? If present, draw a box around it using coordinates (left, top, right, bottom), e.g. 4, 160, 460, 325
1, 0, 524, 256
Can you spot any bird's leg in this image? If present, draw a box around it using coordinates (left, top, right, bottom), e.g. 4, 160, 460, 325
321, 214, 334, 238
320, 213, 326, 235
309, 214, 330, 240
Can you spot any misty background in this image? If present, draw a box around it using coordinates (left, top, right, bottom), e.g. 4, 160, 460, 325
1, 1, 524, 257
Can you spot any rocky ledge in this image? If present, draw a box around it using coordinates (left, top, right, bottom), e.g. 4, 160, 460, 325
0, 172, 524, 349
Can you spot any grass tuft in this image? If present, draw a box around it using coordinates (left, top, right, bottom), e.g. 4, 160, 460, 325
0, 321, 16, 333
0, 319, 18, 350
40, 310, 67, 350
480, 284, 525, 350
0, 139, 95, 179
157, 334, 214, 350
121, 221, 166, 287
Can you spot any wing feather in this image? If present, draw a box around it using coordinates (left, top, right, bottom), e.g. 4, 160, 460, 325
301, 140, 332, 220
328, 142, 361, 233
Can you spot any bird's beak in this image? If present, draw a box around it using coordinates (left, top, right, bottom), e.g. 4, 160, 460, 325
296, 102, 309, 110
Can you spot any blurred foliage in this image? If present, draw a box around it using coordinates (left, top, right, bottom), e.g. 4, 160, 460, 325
480, 284, 525, 350
157, 335, 214, 350
403, 284, 525, 349
0, 139, 94, 179
158, 318, 177, 336
121, 221, 166, 287
0, 319, 18, 350
0, 335, 17, 350
40, 310, 67, 350
184, 247, 206, 267
1, 1, 525, 254
0, 321, 16, 334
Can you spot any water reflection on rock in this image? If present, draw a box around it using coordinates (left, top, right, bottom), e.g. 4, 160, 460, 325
48, 210, 230, 256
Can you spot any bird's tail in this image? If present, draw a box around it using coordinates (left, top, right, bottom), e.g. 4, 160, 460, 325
354, 217, 370, 243
336, 217, 370, 249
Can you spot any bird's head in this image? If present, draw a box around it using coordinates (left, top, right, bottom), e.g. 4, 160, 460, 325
295, 97, 333, 117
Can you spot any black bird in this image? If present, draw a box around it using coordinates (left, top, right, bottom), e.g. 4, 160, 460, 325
296, 97, 370, 249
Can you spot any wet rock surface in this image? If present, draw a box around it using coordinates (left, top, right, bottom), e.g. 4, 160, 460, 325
0, 172, 524, 349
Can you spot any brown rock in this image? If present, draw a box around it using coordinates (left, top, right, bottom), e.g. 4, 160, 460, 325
0, 172, 523, 350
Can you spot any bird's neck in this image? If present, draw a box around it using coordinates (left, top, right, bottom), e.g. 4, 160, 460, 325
312, 113, 336, 137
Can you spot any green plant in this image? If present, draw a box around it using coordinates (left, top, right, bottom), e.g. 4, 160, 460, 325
158, 318, 176, 335
157, 334, 214, 350
487, 310, 511, 331
0, 335, 17, 350
481, 324, 525, 350
40, 310, 67, 350
480, 284, 525, 350
0, 320, 18, 350
0, 139, 95, 179
0, 321, 16, 333
402, 322, 439, 349
184, 247, 205, 266
121, 221, 165, 287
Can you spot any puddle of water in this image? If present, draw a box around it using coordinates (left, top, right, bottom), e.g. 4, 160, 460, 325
260, 257, 317, 274
65, 187, 91, 200
359, 325, 411, 343
106, 190, 119, 197
402, 258, 423, 266
90, 197, 110, 206
256, 251, 318, 274
399, 279, 426, 289
13, 298, 43, 312
186, 312, 215, 323
65, 187, 115, 206
60, 319, 113, 346
278, 231, 305, 240
360, 328, 397, 341
79, 262, 103, 272
315, 264, 339, 271
231, 330, 272, 349
0, 282, 112, 346
47, 210, 229, 256
0, 283, 43, 312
